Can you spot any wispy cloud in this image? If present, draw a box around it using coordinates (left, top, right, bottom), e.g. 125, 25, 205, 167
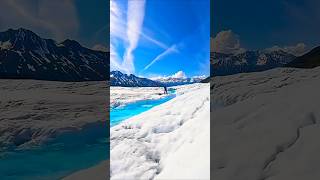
143, 44, 178, 71
149, 70, 187, 80
110, 0, 126, 40
140, 32, 169, 49
111, 1, 168, 50
110, 0, 172, 74
121, 0, 146, 74
110, 44, 129, 73
211, 30, 245, 54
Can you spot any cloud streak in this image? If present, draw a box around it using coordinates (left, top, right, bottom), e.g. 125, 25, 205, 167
110, 0, 126, 40
140, 32, 169, 49
143, 44, 178, 71
110, 0, 172, 74
122, 0, 146, 74
110, 43, 130, 73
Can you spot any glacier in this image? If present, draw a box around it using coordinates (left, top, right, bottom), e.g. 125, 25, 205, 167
66, 83, 210, 179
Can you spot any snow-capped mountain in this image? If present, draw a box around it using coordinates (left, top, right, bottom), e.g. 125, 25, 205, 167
151, 71, 206, 86
211, 50, 296, 76
110, 71, 162, 87
154, 76, 205, 86
0, 28, 109, 81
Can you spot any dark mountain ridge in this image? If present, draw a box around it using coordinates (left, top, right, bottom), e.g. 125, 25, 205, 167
286, 46, 320, 68
110, 71, 163, 87
0, 28, 109, 81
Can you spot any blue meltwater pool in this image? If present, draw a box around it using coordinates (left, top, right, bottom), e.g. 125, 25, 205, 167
110, 88, 176, 127
0, 121, 109, 180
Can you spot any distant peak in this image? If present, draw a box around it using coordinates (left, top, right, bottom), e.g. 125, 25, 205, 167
17, 28, 30, 32
0, 28, 44, 50
5, 28, 37, 36
111, 70, 124, 75
61, 39, 82, 48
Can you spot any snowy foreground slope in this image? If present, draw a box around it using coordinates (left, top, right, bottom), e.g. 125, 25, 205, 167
212, 67, 320, 180
65, 84, 210, 180
110, 83, 210, 179
0, 80, 107, 150
68, 83, 210, 179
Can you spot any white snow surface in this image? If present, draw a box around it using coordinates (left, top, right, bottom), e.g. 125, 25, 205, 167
212, 67, 320, 180
110, 83, 210, 179
110, 84, 201, 108
0, 80, 107, 149
110, 87, 168, 108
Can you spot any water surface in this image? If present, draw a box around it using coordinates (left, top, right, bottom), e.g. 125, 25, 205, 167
0, 122, 108, 180
111, 89, 176, 127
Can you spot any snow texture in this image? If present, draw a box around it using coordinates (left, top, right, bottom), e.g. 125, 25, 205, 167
0, 79, 107, 150
110, 87, 168, 108
212, 67, 320, 180
110, 83, 210, 179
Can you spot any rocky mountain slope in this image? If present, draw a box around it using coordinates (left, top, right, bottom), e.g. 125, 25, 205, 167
0, 28, 109, 81
110, 71, 162, 87
211, 50, 295, 76
286, 46, 320, 68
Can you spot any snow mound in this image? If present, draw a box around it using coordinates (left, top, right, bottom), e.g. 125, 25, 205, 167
110, 83, 210, 179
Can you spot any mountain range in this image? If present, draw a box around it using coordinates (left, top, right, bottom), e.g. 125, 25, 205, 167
153, 76, 205, 86
110, 71, 162, 87
211, 46, 320, 76
0, 28, 109, 81
211, 50, 296, 76
5, 28, 320, 82
110, 71, 206, 87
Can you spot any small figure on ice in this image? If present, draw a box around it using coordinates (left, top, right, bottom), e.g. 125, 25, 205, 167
164, 86, 168, 94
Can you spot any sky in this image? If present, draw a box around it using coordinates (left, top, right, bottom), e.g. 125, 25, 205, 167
211, 0, 320, 55
111, 0, 210, 78
0, 0, 108, 50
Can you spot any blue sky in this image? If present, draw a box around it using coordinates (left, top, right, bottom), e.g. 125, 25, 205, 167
111, 0, 210, 78
212, 0, 320, 55
0, 0, 108, 49
74, 1, 108, 48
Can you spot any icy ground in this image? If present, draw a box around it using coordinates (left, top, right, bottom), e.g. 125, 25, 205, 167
0, 79, 108, 150
110, 87, 170, 108
110, 84, 204, 108
212, 67, 320, 180
68, 83, 210, 179
110, 83, 210, 179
